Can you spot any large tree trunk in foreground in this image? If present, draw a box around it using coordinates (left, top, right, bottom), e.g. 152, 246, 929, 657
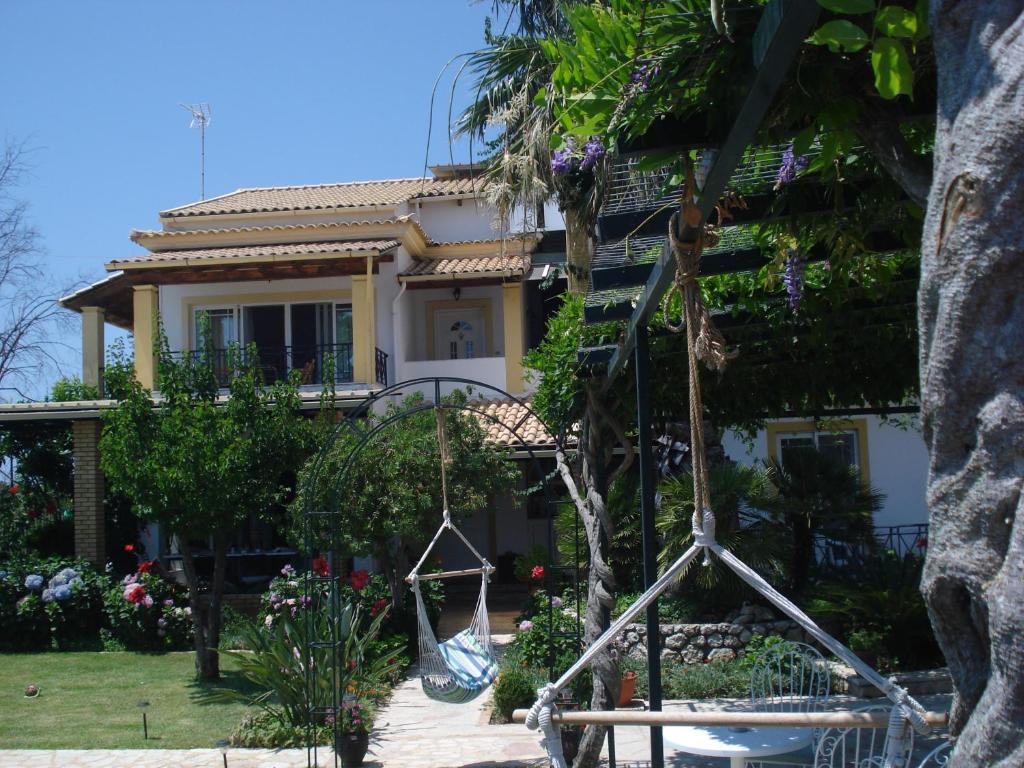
179, 537, 225, 680
919, 5, 1024, 765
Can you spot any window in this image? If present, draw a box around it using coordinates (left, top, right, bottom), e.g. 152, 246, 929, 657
193, 307, 236, 349
768, 420, 869, 481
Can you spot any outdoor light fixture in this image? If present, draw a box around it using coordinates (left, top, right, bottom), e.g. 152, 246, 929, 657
217, 738, 230, 768
137, 700, 150, 739
452, 286, 461, 301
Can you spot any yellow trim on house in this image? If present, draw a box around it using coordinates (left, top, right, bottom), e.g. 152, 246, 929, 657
81, 307, 105, 391
502, 283, 525, 394
132, 285, 159, 389
425, 299, 495, 360
350, 257, 376, 383
766, 418, 871, 484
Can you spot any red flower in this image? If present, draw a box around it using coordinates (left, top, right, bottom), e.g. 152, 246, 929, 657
371, 598, 388, 617
916, 537, 928, 549
8, 484, 18, 494
531, 565, 545, 581
137, 560, 156, 574
312, 555, 330, 577
124, 543, 135, 553
349, 570, 369, 592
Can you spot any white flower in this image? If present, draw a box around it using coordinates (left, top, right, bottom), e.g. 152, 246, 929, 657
264, 615, 274, 628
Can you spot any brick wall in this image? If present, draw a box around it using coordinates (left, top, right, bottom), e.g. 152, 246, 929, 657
72, 419, 105, 565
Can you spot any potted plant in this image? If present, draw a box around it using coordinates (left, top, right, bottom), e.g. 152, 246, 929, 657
335, 698, 372, 767
847, 626, 888, 669
618, 670, 638, 706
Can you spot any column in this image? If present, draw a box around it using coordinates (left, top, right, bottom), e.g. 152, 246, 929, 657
351, 257, 376, 385
81, 306, 105, 392
132, 285, 159, 389
502, 282, 525, 395
72, 420, 105, 566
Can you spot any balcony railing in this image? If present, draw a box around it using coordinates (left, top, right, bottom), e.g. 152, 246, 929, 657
814, 523, 929, 567
375, 348, 389, 387
166, 344, 354, 387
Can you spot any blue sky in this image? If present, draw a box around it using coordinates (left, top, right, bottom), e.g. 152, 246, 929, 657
2, 1, 496, 396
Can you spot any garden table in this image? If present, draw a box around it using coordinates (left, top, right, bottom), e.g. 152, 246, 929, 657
663, 723, 813, 768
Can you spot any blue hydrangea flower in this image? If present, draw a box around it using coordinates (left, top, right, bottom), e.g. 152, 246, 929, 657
53, 584, 72, 602
41, 588, 55, 603
24, 574, 44, 591
54, 567, 78, 585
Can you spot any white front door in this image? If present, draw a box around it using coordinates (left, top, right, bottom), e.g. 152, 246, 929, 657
434, 308, 486, 360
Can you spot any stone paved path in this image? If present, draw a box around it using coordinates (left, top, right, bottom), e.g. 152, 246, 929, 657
0, 664, 951, 768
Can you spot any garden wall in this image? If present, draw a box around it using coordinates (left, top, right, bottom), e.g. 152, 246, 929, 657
617, 604, 809, 664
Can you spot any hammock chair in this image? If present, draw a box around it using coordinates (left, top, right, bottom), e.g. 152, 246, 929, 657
406, 408, 498, 704
524, 169, 939, 768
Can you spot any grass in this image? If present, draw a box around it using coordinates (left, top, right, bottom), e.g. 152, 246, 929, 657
0, 652, 256, 749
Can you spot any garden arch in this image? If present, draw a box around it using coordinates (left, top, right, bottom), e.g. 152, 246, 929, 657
301, 377, 577, 767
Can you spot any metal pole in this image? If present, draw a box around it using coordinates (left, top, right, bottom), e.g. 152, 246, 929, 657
634, 324, 663, 768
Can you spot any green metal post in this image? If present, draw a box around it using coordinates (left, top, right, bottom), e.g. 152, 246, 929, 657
635, 324, 663, 768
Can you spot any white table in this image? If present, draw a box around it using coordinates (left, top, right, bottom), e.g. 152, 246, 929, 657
664, 724, 813, 768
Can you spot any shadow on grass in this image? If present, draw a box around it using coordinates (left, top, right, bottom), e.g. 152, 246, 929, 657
188, 668, 260, 706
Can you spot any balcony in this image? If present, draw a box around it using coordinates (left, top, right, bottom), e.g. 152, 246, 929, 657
166, 343, 389, 388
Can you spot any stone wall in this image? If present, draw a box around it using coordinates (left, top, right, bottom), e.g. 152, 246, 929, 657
616, 604, 808, 664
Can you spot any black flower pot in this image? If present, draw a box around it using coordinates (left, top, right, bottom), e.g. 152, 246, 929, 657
337, 730, 370, 768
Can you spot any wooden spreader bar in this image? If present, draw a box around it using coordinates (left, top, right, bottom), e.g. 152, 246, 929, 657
511, 709, 949, 729
405, 566, 492, 583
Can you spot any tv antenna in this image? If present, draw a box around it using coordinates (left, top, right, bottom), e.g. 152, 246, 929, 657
179, 103, 211, 199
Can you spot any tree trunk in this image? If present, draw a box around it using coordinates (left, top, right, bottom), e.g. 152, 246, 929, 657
179, 539, 211, 680
564, 406, 619, 768
564, 209, 592, 296
919, 5, 1024, 765
202, 535, 227, 680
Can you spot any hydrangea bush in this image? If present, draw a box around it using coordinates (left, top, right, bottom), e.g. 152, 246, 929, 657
0, 555, 107, 650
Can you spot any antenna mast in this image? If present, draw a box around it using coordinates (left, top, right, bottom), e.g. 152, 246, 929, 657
179, 103, 211, 199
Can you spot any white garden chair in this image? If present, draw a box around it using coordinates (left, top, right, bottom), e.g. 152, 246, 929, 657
813, 704, 914, 767
743, 642, 831, 767
915, 740, 952, 767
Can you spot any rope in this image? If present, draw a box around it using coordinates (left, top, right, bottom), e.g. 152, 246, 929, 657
437, 407, 452, 522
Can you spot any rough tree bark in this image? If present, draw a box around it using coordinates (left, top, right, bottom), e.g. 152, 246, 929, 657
178, 536, 226, 680
555, 386, 633, 768
918, 5, 1024, 766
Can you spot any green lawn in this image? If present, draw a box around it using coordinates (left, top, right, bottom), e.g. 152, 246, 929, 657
0, 652, 255, 749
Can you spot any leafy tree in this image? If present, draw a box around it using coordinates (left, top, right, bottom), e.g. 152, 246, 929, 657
100, 340, 312, 680
294, 391, 519, 617
0, 377, 100, 558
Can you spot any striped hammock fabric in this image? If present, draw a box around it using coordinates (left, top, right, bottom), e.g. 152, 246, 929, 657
421, 629, 499, 704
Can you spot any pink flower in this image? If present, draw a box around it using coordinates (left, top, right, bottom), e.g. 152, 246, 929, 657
123, 583, 146, 605
530, 565, 545, 581
519, 620, 533, 631
142, 595, 154, 608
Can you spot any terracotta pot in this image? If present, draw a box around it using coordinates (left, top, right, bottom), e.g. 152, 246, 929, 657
618, 671, 637, 706
336, 730, 369, 768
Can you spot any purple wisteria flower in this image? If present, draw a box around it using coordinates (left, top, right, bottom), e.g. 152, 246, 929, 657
580, 138, 606, 171
24, 574, 44, 591
784, 252, 807, 311
551, 147, 575, 175
775, 144, 809, 188
629, 62, 661, 92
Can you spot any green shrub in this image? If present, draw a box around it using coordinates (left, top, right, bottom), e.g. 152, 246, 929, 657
0, 555, 109, 650
612, 591, 700, 623
103, 569, 193, 651
510, 605, 579, 669
231, 711, 330, 748
662, 659, 750, 699
492, 660, 545, 722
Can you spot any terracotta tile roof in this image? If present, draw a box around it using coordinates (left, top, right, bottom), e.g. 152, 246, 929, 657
160, 178, 481, 218
472, 399, 555, 449
130, 218, 424, 246
400, 253, 528, 279
108, 239, 398, 268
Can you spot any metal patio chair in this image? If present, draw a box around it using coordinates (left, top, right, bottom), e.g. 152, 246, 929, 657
813, 704, 914, 767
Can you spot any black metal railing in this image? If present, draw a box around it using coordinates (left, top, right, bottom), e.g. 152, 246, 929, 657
374, 347, 389, 386
166, 344, 354, 388
814, 522, 929, 567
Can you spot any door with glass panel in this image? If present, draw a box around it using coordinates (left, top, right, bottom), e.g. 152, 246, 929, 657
433, 308, 486, 360
193, 307, 237, 385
